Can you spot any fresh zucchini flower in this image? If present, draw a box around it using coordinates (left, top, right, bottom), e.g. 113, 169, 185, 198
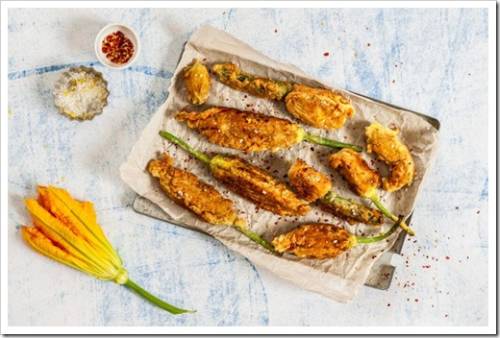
21, 186, 194, 315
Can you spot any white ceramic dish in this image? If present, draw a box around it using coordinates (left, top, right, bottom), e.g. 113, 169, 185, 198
95, 23, 140, 70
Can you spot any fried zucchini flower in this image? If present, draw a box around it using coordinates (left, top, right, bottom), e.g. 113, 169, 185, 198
365, 122, 415, 192
176, 107, 361, 153
288, 159, 383, 225
211, 63, 293, 100
159, 130, 310, 217
183, 59, 211, 105
21, 186, 193, 314
329, 149, 381, 198
284, 84, 355, 129
148, 154, 274, 252
272, 222, 399, 259
330, 149, 415, 235
288, 159, 332, 202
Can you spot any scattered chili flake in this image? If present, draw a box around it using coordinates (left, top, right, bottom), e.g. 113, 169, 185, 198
101, 31, 134, 64
422, 265, 431, 269
414, 298, 419, 302
476, 210, 480, 214
392, 79, 396, 83
455, 206, 459, 210
387, 303, 391, 307
367, 43, 371, 47
323, 52, 330, 57
274, 28, 278, 33
445, 256, 450, 260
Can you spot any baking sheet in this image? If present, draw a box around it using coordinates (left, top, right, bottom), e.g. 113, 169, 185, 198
119, 25, 439, 302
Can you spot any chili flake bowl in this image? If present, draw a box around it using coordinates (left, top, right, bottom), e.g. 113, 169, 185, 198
95, 23, 140, 70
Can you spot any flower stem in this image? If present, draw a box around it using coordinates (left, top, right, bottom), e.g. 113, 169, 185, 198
234, 224, 276, 253
355, 221, 400, 244
159, 130, 211, 165
123, 278, 195, 315
369, 193, 415, 236
303, 132, 362, 152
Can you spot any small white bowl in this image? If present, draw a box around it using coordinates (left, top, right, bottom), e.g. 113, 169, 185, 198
95, 23, 140, 70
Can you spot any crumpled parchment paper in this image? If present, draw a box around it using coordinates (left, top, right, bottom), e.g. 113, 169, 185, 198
120, 25, 439, 302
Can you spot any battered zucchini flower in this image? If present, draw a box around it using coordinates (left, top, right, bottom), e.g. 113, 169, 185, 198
287, 159, 383, 225
176, 107, 362, 153
330, 149, 416, 236
159, 130, 310, 217
183, 59, 211, 105
21, 186, 194, 315
272, 222, 399, 259
365, 122, 415, 192
211, 63, 293, 100
148, 154, 275, 253
284, 84, 355, 129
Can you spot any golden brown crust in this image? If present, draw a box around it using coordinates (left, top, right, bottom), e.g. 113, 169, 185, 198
183, 59, 211, 105
272, 223, 356, 259
209, 155, 310, 216
284, 84, 354, 129
211, 63, 292, 100
365, 122, 415, 192
176, 107, 303, 152
288, 159, 332, 202
329, 149, 381, 198
147, 154, 243, 226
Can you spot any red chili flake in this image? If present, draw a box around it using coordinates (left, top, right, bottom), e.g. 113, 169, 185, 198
101, 31, 134, 64
422, 265, 431, 269
274, 28, 278, 33
323, 52, 330, 57
387, 303, 391, 307
445, 314, 449, 318
476, 210, 480, 214
445, 256, 450, 260
414, 298, 419, 302
392, 80, 396, 83
367, 43, 371, 47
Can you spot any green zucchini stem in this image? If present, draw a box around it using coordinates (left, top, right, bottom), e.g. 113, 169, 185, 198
303, 132, 362, 152
124, 278, 195, 314
369, 193, 415, 236
355, 221, 400, 244
234, 224, 276, 253
159, 130, 211, 165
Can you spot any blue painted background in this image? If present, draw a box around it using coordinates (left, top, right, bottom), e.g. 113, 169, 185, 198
8, 8, 489, 326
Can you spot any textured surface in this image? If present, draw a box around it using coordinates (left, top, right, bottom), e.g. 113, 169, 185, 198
8, 8, 488, 326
